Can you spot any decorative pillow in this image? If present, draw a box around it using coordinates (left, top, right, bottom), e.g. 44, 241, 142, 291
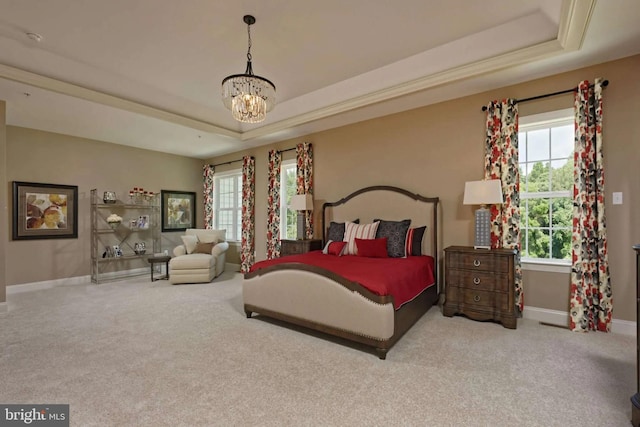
194, 229, 226, 244
326, 219, 359, 243
192, 242, 215, 254
374, 219, 411, 258
355, 238, 388, 258
343, 221, 380, 255
322, 240, 347, 256
405, 226, 427, 256
181, 235, 199, 254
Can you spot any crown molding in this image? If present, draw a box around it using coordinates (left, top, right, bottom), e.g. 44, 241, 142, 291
557, 0, 597, 50
0, 63, 240, 139
0, 1, 594, 143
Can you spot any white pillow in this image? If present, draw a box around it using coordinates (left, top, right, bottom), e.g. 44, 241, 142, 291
343, 221, 380, 255
181, 235, 199, 254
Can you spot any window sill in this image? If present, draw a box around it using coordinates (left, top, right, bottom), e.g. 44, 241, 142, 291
522, 260, 571, 273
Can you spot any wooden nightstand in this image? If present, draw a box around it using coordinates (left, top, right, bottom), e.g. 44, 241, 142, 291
280, 239, 323, 257
443, 246, 517, 329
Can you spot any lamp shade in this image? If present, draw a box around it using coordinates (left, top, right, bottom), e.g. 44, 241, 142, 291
290, 194, 313, 211
463, 180, 503, 206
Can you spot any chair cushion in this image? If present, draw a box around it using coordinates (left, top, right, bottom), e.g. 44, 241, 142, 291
185, 228, 226, 244
170, 253, 214, 269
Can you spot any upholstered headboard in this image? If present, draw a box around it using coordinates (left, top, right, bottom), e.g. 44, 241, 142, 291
321, 185, 440, 287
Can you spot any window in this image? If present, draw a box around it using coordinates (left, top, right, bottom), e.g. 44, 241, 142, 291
280, 161, 298, 239
519, 108, 573, 264
214, 170, 242, 241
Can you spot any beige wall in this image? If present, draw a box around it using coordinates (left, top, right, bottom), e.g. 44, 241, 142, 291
5, 127, 203, 285
209, 54, 640, 322
0, 101, 6, 303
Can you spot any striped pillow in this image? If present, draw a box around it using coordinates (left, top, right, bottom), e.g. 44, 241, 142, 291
405, 226, 426, 256
343, 221, 380, 255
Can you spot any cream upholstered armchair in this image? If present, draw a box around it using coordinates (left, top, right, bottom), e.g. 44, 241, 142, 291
169, 228, 229, 284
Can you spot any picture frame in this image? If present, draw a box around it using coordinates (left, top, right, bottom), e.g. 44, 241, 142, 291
161, 190, 196, 232
12, 181, 78, 240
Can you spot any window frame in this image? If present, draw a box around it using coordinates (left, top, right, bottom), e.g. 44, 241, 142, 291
213, 169, 243, 242
519, 108, 573, 269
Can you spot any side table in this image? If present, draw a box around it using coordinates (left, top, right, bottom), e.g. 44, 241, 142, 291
280, 239, 323, 257
148, 255, 171, 281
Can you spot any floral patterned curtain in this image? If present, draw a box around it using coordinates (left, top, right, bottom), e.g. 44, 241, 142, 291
484, 99, 523, 314
203, 164, 215, 229
570, 78, 612, 332
266, 150, 282, 259
296, 142, 313, 239
240, 156, 255, 274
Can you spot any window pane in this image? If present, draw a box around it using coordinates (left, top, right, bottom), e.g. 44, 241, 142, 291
527, 162, 550, 192
551, 198, 572, 228
551, 228, 572, 260
527, 129, 550, 162
550, 125, 573, 159
550, 159, 573, 191
528, 198, 549, 228
519, 132, 527, 163
527, 228, 550, 259
520, 232, 529, 258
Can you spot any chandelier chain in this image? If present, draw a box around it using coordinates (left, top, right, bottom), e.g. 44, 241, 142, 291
246, 22, 252, 63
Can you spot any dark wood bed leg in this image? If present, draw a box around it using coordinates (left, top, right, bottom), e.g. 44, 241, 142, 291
375, 348, 388, 360
245, 310, 253, 318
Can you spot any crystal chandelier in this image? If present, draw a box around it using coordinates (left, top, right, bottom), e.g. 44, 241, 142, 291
221, 15, 276, 124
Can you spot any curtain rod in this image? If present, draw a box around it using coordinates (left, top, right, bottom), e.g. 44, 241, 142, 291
209, 157, 252, 168
480, 79, 609, 111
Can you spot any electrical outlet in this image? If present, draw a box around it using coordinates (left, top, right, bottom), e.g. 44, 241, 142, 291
612, 192, 623, 205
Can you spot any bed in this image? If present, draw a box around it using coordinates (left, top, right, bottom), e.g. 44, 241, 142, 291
243, 185, 440, 359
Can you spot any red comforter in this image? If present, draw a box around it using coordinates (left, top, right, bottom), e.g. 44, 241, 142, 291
249, 251, 436, 309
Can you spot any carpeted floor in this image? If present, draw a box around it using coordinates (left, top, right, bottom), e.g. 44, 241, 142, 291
0, 272, 635, 426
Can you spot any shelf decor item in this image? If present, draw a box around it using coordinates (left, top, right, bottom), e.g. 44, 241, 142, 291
107, 213, 123, 229
12, 181, 78, 240
103, 191, 116, 203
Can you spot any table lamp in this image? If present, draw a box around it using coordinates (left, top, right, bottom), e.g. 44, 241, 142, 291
289, 194, 313, 240
463, 179, 503, 249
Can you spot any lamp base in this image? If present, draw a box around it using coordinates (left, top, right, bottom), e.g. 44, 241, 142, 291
474, 207, 492, 249
296, 212, 305, 240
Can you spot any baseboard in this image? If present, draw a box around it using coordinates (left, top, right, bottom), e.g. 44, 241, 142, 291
7, 275, 91, 294
226, 263, 241, 272
7, 268, 152, 294
524, 306, 636, 337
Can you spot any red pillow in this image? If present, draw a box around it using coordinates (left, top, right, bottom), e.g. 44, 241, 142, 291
326, 241, 347, 256
355, 237, 388, 258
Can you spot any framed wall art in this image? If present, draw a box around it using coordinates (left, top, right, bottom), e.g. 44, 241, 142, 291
12, 181, 78, 240
161, 190, 196, 232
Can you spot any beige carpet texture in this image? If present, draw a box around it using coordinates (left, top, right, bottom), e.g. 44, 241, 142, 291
0, 272, 635, 426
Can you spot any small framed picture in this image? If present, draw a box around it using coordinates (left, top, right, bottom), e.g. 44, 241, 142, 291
137, 215, 149, 229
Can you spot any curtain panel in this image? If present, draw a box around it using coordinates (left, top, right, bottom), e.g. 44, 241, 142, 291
203, 164, 215, 229
266, 150, 282, 259
296, 142, 314, 239
240, 156, 256, 274
484, 99, 523, 314
570, 78, 612, 332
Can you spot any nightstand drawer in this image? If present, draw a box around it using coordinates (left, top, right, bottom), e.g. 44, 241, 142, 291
448, 252, 509, 273
280, 239, 322, 257
447, 287, 509, 311
447, 269, 510, 292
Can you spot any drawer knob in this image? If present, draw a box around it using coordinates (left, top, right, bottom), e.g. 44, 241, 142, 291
473, 277, 481, 285
473, 295, 481, 302
473, 259, 481, 267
